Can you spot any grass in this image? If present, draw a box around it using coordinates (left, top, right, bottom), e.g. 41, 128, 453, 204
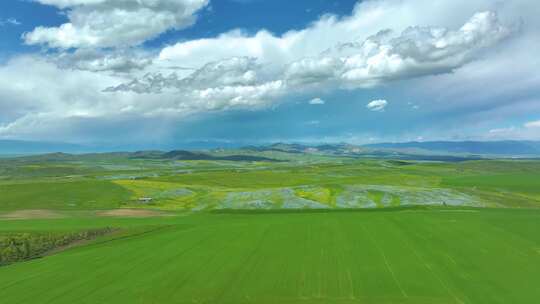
0, 180, 131, 210
294, 187, 332, 205
0, 208, 539, 303
442, 173, 540, 194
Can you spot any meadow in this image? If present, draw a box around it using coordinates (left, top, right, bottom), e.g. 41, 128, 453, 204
1, 153, 540, 303
1, 155, 539, 211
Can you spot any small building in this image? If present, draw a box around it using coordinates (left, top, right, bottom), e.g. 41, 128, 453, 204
138, 197, 153, 204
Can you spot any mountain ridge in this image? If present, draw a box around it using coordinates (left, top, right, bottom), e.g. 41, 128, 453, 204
2, 139, 540, 157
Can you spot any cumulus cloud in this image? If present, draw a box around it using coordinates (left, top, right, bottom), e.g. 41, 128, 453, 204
366, 99, 388, 112
54, 49, 153, 72
103, 56, 287, 113
178, 57, 261, 89
24, 0, 209, 48
158, 1, 489, 69
308, 97, 325, 105
103, 56, 277, 100
108, 11, 510, 107
285, 11, 511, 88
44, 8, 511, 89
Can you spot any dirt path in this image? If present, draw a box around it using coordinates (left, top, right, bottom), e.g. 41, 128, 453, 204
96, 209, 170, 218
0, 209, 64, 220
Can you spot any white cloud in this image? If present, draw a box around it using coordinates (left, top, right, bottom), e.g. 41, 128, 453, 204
157, 0, 521, 71
24, 0, 209, 48
105, 57, 272, 94
108, 11, 510, 107
483, 125, 540, 141
34, 0, 108, 8
366, 99, 388, 112
2, 0, 538, 143
524, 120, 540, 128
308, 97, 325, 105
0, 55, 288, 142
54, 49, 153, 72
0, 18, 21, 26
179, 57, 261, 88
489, 127, 516, 134
285, 11, 511, 89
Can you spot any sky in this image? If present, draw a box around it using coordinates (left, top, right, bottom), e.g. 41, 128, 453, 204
0, 0, 539, 148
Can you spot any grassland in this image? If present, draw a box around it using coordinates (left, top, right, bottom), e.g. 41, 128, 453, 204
1, 153, 539, 303
1, 155, 539, 211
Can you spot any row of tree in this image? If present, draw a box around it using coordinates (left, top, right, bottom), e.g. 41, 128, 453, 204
0, 227, 114, 266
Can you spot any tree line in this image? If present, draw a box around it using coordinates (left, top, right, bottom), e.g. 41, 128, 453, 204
0, 227, 114, 266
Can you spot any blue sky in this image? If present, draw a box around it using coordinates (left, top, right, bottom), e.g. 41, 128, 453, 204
0, 0, 539, 148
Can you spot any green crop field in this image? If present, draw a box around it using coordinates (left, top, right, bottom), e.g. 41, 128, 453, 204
1, 154, 540, 303
1, 209, 540, 303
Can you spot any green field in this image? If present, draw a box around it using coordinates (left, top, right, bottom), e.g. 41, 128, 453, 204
1, 156, 539, 211
1, 208, 540, 303
1, 154, 540, 303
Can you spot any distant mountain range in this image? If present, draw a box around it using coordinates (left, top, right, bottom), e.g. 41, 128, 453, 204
242, 143, 483, 161
5, 149, 281, 163
364, 140, 540, 156
242, 141, 540, 159
2, 139, 540, 158
254, 141, 540, 156
138, 150, 281, 162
